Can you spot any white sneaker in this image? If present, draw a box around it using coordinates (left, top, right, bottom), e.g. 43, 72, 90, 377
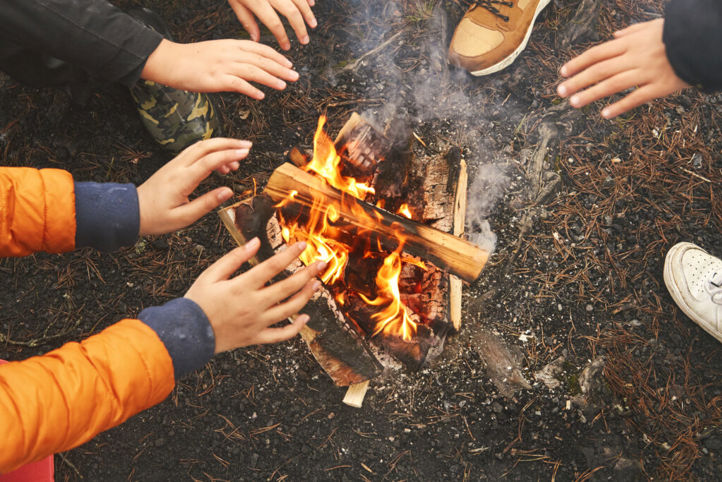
664, 242, 722, 343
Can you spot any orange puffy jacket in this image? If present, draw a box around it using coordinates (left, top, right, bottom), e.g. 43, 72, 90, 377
0, 168, 175, 473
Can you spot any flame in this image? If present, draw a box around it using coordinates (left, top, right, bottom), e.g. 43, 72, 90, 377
304, 116, 375, 199
397, 203, 412, 219
359, 245, 418, 341
277, 115, 419, 342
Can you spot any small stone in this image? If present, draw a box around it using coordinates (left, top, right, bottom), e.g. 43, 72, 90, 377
586, 304, 593, 312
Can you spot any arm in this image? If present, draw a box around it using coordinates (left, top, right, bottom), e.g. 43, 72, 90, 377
1, 0, 162, 87
0, 139, 245, 471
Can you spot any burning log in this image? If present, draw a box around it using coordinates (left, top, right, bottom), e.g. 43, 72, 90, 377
263, 162, 488, 283
218, 197, 383, 387
219, 113, 484, 406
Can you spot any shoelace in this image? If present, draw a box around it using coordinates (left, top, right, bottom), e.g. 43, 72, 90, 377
707, 272, 722, 305
460, 0, 514, 22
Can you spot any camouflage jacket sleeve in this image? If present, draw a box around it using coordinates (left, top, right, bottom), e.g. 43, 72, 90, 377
663, 0, 722, 91
0, 0, 163, 87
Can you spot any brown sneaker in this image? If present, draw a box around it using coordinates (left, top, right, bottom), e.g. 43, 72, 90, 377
448, 0, 551, 76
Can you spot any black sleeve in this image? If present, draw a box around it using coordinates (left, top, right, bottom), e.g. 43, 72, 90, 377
0, 0, 163, 87
663, 0, 722, 91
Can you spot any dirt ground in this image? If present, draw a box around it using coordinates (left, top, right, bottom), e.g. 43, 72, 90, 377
2, 0, 722, 480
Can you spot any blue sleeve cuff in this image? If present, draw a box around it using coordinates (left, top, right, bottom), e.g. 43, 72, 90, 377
74, 182, 139, 251
138, 298, 216, 379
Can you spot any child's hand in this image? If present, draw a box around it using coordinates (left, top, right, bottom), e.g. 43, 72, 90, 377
142, 39, 298, 100
137, 138, 250, 236
557, 19, 690, 119
227, 0, 317, 51
185, 238, 326, 352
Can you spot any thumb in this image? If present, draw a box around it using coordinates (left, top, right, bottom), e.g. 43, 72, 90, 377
175, 187, 233, 227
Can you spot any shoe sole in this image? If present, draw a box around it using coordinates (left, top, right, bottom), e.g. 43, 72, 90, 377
663, 242, 722, 343
469, 0, 552, 77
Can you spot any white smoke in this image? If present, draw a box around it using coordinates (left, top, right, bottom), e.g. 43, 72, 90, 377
340, 0, 512, 255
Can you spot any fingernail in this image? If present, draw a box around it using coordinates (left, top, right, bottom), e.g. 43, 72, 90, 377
312, 280, 322, 291
276, 80, 287, 90
297, 314, 310, 324
570, 94, 580, 107
239, 140, 252, 148
310, 17, 317, 28
560, 65, 568, 76
230, 161, 240, 170
246, 237, 260, 249
256, 92, 265, 100
294, 241, 307, 251
289, 70, 299, 81
316, 260, 328, 271
601, 108, 611, 119
236, 148, 249, 158
217, 188, 233, 201
557, 84, 567, 96
301, 35, 309, 44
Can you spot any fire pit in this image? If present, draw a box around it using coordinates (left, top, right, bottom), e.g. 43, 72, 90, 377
219, 113, 488, 406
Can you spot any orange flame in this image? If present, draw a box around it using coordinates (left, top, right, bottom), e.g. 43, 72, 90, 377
397, 203, 412, 219
277, 115, 418, 341
359, 245, 418, 341
304, 116, 375, 199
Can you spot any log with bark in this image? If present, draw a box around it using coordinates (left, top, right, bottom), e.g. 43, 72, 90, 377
263, 163, 488, 283
218, 195, 382, 387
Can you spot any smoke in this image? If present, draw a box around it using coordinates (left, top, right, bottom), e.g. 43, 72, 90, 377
466, 162, 509, 252
338, 0, 512, 255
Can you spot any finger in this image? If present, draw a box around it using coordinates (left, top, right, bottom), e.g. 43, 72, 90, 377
567, 70, 642, 109
253, 313, 310, 345
560, 57, 634, 105
258, 260, 326, 305
179, 138, 252, 167
189, 146, 251, 179
242, 241, 307, 288
232, 63, 290, 91
259, 280, 319, 328
307, 0, 315, 7
237, 40, 294, 69
601, 84, 661, 119
236, 51, 299, 82
559, 39, 626, 79
248, 3, 291, 50
171, 186, 234, 226
203, 240, 261, 281
275, 0, 309, 44
292, 0, 317, 29
224, 74, 266, 99
230, 2, 261, 41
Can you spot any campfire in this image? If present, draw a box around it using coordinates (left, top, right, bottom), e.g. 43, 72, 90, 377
220, 113, 488, 406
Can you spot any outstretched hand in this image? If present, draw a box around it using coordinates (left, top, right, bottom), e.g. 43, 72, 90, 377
142, 39, 299, 100
227, 0, 317, 51
557, 19, 689, 119
137, 138, 250, 236
185, 238, 326, 352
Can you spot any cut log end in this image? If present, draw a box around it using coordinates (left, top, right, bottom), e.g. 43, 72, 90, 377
343, 380, 370, 408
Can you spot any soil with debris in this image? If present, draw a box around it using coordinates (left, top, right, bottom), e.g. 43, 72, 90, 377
2, 0, 722, 480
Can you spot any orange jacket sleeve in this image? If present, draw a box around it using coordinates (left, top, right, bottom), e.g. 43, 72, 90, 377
0, 167, 191, 473
0, 167, 76, 256
0, 319, 175, 473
